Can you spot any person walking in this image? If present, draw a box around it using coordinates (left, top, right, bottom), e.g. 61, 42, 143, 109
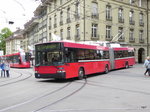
1, 61, 6, 77
144, 56, 150, 75
5, 60, 10, 77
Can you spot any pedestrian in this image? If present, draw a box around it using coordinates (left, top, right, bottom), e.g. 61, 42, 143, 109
5, 60, 10, 77
1, 61, 6, 77
143, 56, 150, 75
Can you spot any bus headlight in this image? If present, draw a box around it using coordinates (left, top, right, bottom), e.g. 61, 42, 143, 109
57, 70, 66, 73
35, 71, 38, 73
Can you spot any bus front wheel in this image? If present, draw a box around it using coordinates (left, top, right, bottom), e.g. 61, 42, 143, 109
78, 68, 84, 80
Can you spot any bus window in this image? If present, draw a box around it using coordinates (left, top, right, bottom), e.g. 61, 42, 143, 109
123, 50, 128, 57
103, 51, 109, 59
128, 51, 134, 57
64, 48, 77, 63
36, 51, 63, 66
77, 49, 85, 60
114, 51, 123, 58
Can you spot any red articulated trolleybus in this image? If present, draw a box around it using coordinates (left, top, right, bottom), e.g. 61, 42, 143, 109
0, 52, 31, 68
34, 41, 135, 79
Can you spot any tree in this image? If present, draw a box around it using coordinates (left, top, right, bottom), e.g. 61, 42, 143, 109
0, 27, 12, 54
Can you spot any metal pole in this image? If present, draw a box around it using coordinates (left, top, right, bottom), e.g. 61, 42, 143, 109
147, 0, 149, 56
83, 0, 86, 41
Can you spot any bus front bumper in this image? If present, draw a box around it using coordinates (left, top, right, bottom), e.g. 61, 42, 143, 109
35, 73, 66, 79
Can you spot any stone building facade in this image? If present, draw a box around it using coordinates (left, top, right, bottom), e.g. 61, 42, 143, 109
6, 0, 150, 63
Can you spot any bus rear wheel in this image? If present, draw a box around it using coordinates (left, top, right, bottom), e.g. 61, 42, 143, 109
125, 62, 129, 69
105, 65, 109, 74
78, 68, 84, 80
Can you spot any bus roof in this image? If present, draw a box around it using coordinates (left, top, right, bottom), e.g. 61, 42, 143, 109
112, 47, 134, 51
36, 41, 109, 50
0, 52, 20, 57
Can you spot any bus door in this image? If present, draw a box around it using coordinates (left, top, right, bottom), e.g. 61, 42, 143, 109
109, 48, 115, 70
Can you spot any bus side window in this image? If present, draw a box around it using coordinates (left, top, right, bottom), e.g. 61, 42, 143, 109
103, 51, 109, 59
65, 48, 77, 63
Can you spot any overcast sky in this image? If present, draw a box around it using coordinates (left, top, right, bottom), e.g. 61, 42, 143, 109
0, 0, 41, 32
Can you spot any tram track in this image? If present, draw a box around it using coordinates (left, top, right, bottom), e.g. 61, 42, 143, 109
0, 69, 32, 87
0, 81, 73, 112
33, 79, 87, 112
0, 73, 23, 83
80, 79, 150, 96
0, 78, 87, 112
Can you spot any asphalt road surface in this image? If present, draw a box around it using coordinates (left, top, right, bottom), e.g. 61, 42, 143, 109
0, 64, 149, 112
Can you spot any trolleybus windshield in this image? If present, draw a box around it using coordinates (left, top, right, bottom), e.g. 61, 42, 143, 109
35, 43, 63, 66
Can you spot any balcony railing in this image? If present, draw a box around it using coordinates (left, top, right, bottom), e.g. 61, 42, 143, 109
106, 16, 112, 21
59, 21, 63, 26
118, 36, 125, 41
129, 37, 135, 42
54, 23, 57, 28
129, 20, 135, 25
91, 14, 99, 20
118, 18, 124, 23
91, 34, 99, 40
74, 14, 80, 20
49, 26, 51, 30
106, 35, 113, 41
139, 38, 144, 43
66, 18, 71, 23
139, 21, 144, 26
67, 36, 71, 40
75, 34, 80, 40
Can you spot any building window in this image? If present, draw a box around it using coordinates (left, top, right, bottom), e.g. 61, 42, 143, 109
118, 8, 124, 22
67, 8, 71, 23
139, 13, 143, 21
49, 4, 52, 12
75, 1, 80, 19
129, 10, 135, 25
60, 29, 63, 40
49, 33, 51, 41
139, 12, 144, 26
106, 5, 112, 20
60, 0, 62, 5
67, 8, 70, 19
49, 18, 51, 29
54, 0, 56, 9
118, 27, 124, 40
91, 2, 99, 19
75, 24, 80, 38
106, 25, 111, 39
67, 27, 71, 39
60, 11, 63, 25
92, 23, 98, 37
139, 30, 143, 40
129, 29, 134, 41
54, 14, 57, 28
139, 0, 142, 7
129, 0, 135, 4
60, 11, 63, 21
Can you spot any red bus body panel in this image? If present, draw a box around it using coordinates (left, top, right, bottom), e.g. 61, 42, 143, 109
35, 60, 110, 79
113, 47, 135, 69
35, 41, 135, 79
0, 52, 30, 68
115, 57, 135, 69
